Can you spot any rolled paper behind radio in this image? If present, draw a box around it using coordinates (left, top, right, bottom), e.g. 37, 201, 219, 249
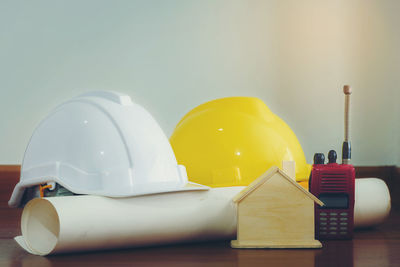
15, 178, 390, 255
354, 178, 391, 228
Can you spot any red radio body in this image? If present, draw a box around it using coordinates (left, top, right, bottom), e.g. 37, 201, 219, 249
309, 152, 355, 240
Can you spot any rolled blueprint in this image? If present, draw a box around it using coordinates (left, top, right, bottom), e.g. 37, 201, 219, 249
15, 178, 390, 255
354, 178, 391, 228
16, 187, 243, 255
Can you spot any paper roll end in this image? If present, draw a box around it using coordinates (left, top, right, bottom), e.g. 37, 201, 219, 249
21, 198, 60, 255
354, 178, 391, 228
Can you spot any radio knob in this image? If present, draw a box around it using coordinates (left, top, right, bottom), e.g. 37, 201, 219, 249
314, 153, 325, 164
328, 150, 337, 163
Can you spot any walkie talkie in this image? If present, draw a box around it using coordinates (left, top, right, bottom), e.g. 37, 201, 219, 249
309, 85, 355, 240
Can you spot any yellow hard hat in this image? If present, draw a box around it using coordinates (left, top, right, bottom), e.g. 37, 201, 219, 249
170, 97, 311, 187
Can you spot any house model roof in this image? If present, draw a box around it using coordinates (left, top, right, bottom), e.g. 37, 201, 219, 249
232, 166, 324, 206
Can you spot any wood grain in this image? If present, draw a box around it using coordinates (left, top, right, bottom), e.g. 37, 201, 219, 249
232, 169, 321, 248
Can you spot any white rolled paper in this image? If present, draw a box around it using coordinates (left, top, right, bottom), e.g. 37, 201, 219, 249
15, 178, 391, 255
354, 178, 391, 228
16, 187, 243, 255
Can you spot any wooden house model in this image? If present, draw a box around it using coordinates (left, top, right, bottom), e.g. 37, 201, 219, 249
231, 165, 324, 249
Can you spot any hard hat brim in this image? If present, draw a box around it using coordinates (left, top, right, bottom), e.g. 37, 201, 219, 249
8, 179, 209, 208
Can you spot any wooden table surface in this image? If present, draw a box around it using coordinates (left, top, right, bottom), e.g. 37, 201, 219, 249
1, 168, 400, 267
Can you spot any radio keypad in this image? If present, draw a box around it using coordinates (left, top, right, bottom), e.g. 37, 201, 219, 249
318, 210, 351, 238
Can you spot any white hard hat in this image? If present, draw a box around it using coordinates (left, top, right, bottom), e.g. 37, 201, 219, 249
9, 91, 208, 207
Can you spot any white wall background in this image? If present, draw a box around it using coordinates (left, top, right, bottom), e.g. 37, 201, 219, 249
0, 0, 399, 166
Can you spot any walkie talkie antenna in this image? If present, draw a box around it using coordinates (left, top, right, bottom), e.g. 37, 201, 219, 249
342, 85, 352, 164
